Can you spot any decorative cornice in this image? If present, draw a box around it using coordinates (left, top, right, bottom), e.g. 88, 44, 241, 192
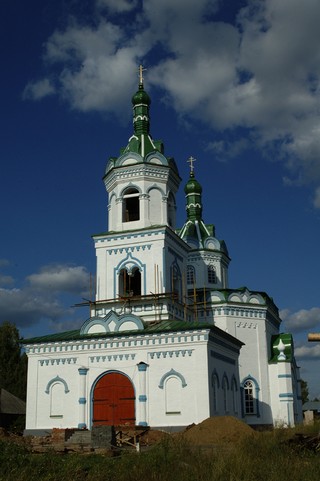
25, 328, 212, 354
107, 244, 152, 256
89, 353, 136, 363
40, 358, 77, 366
236, 321, 258, 329
149, 349, 193, 359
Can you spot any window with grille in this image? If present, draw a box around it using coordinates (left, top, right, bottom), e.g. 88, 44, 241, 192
244, 380, 255, 414
187, 265, 195, 284
207, 265, 216, 284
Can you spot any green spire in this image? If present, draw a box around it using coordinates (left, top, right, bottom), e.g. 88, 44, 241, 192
106, 65, 180, 177
132, 68, 151, 136
185, 171, 203, 221
179, 157, 215, 247
122, 65, 159, 157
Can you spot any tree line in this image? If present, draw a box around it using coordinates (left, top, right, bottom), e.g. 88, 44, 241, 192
0, 321, 27, 401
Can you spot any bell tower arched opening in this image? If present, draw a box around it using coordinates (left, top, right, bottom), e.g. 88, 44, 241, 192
119, 267, 141, 297
123, 188, 140, 222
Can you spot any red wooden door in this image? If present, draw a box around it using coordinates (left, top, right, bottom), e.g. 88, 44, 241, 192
93, 372, 135, 426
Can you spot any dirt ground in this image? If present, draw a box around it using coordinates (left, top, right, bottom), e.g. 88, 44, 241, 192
175, 416, 256, 445
0, 416, 256, 450
120, 416, 256, 448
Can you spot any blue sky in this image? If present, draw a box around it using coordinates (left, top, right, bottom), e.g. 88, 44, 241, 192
1, 0, 320, 398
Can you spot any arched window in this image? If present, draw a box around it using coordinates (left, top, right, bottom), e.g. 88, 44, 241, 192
165, 377, 181, 414
243, 379, 255, 415
171, 264, 181, 300
212, 372, 219, 413
50, 382, 64, 417
222, 375, 229, 413
167, 192, 176, 228
123, 188, 140, 222
187, 265, 195, 285
231, 377, 238, 414
208, 265, 217, 284
119, 267, 141, 297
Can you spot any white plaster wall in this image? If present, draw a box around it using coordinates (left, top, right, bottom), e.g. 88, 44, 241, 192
214, 307, 274, 425
106, 165, 180, 232
207, 342, 242, 419
25, 328, 240, 432
268, 362, 297, 427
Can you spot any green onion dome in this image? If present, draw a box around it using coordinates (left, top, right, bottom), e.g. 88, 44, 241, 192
132, 84, 151, 106
184, 172, 202, 195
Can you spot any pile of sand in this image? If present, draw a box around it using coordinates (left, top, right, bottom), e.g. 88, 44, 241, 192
176, 416, 256, 446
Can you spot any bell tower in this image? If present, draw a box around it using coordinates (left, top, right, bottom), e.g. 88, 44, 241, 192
104, 67, 181, 232
92, 67, 189, 323
179, 159, 230, 294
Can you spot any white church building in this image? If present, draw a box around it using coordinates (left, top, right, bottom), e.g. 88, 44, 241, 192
24, 72, 302, 434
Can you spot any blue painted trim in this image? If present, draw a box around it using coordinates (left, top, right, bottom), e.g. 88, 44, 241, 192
114, 253, 146, 296
241, 375, 260, 418
78, 423, 87, 429
117, 313, 144, 331
79, 397, 87, 404
45, 376, 70, 394
138, 422, 148, 427
158, 369, 187, 389
139, 395, 147, 402
279, 393, 294, 398
278, 374, 292, 379
81, 311, 144, 335
78, 368, 88, 376
138, 362, 148, 372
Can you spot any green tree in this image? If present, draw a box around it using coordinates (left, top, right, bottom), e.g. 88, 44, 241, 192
0, 321, 27, 400
301, 378, 309, 405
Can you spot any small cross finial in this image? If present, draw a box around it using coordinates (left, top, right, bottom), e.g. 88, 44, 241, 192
187, 156, 196, 174
138, 64, 146, 85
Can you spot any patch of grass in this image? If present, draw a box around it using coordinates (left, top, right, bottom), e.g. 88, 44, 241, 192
1, 423, 320, 481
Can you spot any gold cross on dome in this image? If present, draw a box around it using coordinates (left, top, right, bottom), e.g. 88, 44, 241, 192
138, 64, 147, 84
187, 156, 196, 173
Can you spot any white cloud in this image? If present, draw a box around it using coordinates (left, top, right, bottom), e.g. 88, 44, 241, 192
0, 287, 65, 327
96, 0, 139, 13
0, 264, 91, 328
27, 264, 90, 294
24, 0, 320, 202
206, 139, 249, 161
295, 344, 320, 361
0, 274, 14, 287
23, 78, 56, 100
281, 307, 320, 333
313, 186, 320, 208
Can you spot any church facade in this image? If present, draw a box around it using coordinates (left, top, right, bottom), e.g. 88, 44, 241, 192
24, 74, 302, 435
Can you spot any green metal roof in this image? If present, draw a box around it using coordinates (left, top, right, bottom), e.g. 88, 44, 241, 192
21, 319, 242, 347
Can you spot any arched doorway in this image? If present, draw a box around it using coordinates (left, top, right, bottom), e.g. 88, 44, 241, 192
92, 372, 135, 426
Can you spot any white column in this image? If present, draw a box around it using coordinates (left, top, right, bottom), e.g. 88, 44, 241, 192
78, 367, 89, 429
137, 362, 148, 426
